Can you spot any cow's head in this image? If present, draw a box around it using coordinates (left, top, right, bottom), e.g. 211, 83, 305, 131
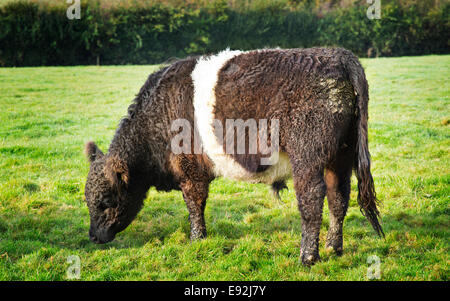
84, 141, 143, 244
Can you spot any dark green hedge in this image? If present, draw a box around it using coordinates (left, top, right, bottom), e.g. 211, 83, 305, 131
0, 0, 448, 66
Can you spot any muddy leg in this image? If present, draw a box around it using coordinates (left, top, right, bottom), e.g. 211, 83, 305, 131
293, 167, 326, 266
325, 151, 353, 255
180, 180, 209, 240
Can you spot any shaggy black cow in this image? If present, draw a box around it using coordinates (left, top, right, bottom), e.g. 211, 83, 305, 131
84, 48, 383, 266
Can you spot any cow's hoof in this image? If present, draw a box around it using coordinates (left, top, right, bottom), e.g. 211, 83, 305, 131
325, 235, 343, 256
325, 243, 343, 256
300, 251, 320, 267
190, 229, 207, 240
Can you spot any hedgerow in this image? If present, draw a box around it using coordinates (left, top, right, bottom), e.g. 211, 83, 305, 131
0, 0, 448, 66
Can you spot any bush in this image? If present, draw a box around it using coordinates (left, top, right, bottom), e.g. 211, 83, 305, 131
0, 0, 448, 66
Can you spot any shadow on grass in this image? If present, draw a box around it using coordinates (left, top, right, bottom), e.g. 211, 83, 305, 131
1, 199, 448, 261
23, 183, 40, 193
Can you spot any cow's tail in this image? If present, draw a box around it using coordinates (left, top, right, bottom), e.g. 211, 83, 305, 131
345, 53, 384, 238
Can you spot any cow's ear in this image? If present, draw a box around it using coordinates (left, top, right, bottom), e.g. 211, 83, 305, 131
85, 141, 104, 163
104, 156, 129, 190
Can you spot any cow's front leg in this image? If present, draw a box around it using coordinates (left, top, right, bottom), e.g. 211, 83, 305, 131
180, 180, 209, 240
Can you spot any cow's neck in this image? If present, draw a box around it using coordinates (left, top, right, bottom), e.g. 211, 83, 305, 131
107, 118, 153, 188
107, 115, 178, 192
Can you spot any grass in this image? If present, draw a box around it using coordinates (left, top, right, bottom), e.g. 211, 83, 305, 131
0, 55, 449, 281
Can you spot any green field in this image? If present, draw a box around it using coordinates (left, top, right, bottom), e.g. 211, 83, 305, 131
0, 55, 448, 280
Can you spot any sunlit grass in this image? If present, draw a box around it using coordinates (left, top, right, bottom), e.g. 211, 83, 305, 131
0, 55, 448, 280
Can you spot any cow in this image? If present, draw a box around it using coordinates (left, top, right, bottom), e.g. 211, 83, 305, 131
84, 48, 383, 266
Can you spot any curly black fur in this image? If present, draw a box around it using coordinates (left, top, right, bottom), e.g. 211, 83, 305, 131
84, 48, 382, 266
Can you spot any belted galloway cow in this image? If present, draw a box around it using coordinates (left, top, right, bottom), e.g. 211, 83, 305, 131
84, 48, 383, 266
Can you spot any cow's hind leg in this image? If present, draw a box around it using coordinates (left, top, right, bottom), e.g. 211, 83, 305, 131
325, 148, 353, 255
180, 180, 209, 240
291, 161, 326, 266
